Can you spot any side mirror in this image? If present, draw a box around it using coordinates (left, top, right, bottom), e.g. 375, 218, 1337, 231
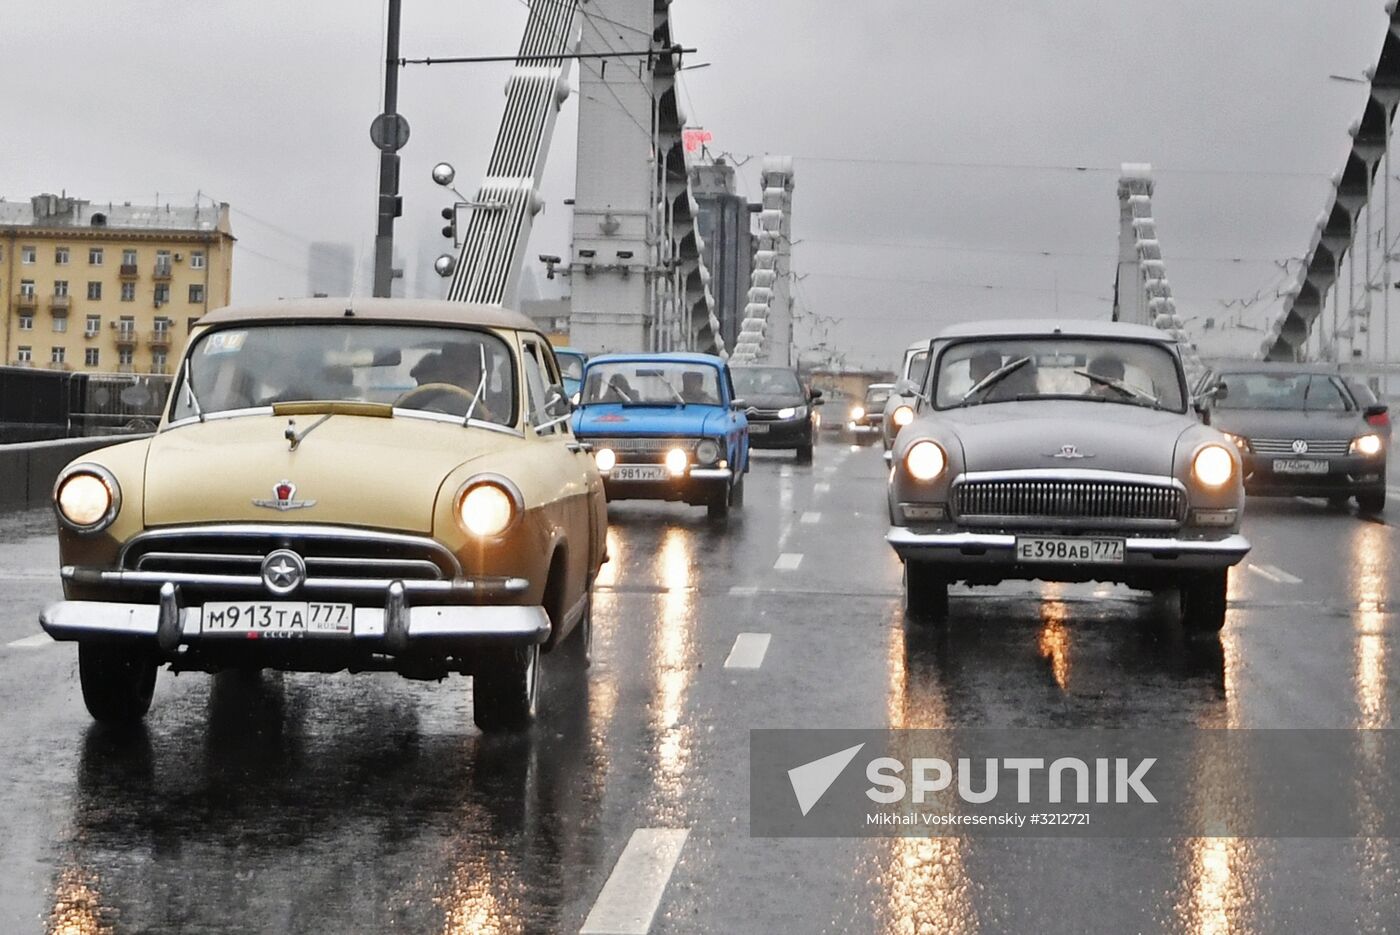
892, 378, 919, 397
810, 388, 824, 399
544, 384, 572, 418
1364, 403, 1388, 419
1193, 399, 1213, 425
730, 397, 747, 411
813, 396, 825, 407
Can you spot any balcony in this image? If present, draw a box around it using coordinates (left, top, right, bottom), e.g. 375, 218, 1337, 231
150, 364, 170, 375
9, 359, 34, 368
50, 294, 71, 316
15, 292, 38, 311
119, 263, 139, 279
84, 328, 100, 340
114, 327, 138, 346
46, 361, 73, 371
116, 363, 136, 373
153, 263, 173, 280
148, 329, 172, 348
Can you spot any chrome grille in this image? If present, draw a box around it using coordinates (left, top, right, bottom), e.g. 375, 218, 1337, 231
582, 436, 697, 452
1248, 438, 1351, 456
954, 478, 1184, 524
121, 526, 457, 581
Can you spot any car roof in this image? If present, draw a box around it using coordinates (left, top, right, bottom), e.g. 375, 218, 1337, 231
586, 352, 727, 367
935, 319, 1174, 342
199, 298, 537, 331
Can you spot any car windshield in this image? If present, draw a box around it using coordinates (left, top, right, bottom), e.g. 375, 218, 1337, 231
581, 360, 723, 406
170, 323, 517, 425
556, 351, 586, 382
934, 337, 1185, 411
731, 367, 803, 397
865, 386, 892, 405
1214, 372, 1351, 411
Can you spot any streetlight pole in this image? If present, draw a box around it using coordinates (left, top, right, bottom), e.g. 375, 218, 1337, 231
372, 0, 404, 298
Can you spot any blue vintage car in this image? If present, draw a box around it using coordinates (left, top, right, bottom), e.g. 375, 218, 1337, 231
572, 352, 750, 518
555, 347, 588, 400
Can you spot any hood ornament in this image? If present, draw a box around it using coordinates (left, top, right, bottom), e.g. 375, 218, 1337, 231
1048, 444, 1094, 460
253, 480, 317, 511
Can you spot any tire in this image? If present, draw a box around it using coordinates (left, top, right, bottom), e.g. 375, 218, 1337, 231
1179, 570, 1228, 634
903, 560, 949, 622
1327, 495, 1351, 510
559, 594, 593, 668
473, 643, 540, 733
708, 484, 731, 519
1357, 490, 1386, 515
729, 473, 745, 506
78, 643, 157, 724
795, 442, 813, 464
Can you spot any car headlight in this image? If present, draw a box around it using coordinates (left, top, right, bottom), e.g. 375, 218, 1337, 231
777, 406, 797, 419
1221, 431, 1251, 453
904, 440, 947, 481
665, 447, 689, 476
1192, 444, 1235, 488
1351, 433, 1384, 456
54, 464, 121, 533
850, 405, 866, 421
595, 447, 616, 472
456, 479, 520, 538
696, 439, 721, 464
892, 404, 915, 428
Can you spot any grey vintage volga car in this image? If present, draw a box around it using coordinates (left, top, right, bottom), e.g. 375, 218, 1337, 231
886, 320, 1250, 632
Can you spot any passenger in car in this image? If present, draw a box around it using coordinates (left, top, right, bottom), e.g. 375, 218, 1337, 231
681, 371, 716, 404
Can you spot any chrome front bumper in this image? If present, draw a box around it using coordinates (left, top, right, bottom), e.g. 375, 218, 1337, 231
40, 581, 549, 653
886, 527, 1251, 570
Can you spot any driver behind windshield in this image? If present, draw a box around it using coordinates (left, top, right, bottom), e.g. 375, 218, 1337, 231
404, 342, 493, 419
681, 370, 717, 404
1085, 354, 1126, 399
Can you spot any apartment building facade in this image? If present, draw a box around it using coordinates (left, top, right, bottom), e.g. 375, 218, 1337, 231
1, 193, 234, 374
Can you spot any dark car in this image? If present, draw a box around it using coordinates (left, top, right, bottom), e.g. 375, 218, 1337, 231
848, 382, 892, 445
730, 366, 823, 463
1199, 363, 1390, 513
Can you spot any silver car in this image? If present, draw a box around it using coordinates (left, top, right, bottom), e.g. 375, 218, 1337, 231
886, 320, 1250, 633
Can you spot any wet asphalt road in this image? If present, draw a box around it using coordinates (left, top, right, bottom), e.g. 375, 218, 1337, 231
2, 439, 1399, 934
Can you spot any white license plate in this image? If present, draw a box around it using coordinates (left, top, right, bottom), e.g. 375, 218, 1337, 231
748, 423, 770, 434
1272, 459, 1329, 475
610, 465, 668, 481
201, 602, 353, 638
1016, 536, 1125, 564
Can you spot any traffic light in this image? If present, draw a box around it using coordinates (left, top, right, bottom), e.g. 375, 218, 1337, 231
441, 206, 456, 241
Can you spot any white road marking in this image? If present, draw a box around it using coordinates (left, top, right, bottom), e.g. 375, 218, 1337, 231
6, 634, 52, 649
814, 482, 830, 493
723, 632, 771, 669
728, 585, 759, 596
779, 465, 793, 478
1387, 485, 1400, 498
774, 553, 804, 571
1248, 563, 1302, 585
580, 828, 689, 935
800, 511, 821, 524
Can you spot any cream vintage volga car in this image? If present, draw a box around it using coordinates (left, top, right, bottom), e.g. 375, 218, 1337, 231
887, 320, 1250, 633
40, 299, 607, 732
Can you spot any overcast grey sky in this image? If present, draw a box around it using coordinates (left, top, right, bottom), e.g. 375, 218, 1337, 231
2, 0, 1390, 366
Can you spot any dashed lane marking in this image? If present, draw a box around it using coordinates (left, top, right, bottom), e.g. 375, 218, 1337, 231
6, 634, 53, 649
774, 553, 804, 571
800, 511, 821, 524
580, 828, 689, 935
1248, 563, 1302, 585
723, 632, 771, 669
728, 585, 760, 596
814, 482, 831, 493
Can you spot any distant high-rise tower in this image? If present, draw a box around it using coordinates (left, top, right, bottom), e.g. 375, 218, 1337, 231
307, 242, 354, 297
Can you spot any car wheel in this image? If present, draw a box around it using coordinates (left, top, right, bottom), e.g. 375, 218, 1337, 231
79, 643, 157, 724
1327, 495, 1351, 510
795, 442, 813, 464
904, 560, 949, 622
473, 643, 540, 733
560, 593, 593, 668
729, 473, 745, 506
708, 484, 732, 519
1357, 490, 1386, 515
1179, 570, 1228, 634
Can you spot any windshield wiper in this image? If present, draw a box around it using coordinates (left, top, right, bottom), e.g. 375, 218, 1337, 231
181, 355, 205, 423
462, 344, 489, 426
655, 375, 687, 405
961, 356, 1030, 404
1073, 369, 1163, 407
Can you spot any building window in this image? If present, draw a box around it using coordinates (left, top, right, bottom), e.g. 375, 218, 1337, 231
152, 351, 168, 373
18, 315, 33, 331
51, 346, 65, 364
155, 250, 172, 277
121, 282, 136, 302
85, 348, 100, 367
154, 316, 171, 335
118, 348, 134, 367
154, 283, 170, 305
118, 315, 136, 336
85, 315, 101, 336
54, 280, 69, 297
88, 247, 103, 265
55, 247, 70, 266
189, 284, 205, 303
19, 279, 35, 297
21, 245, 36, 264
122, 249, 138, 266
17, 346, 32, 363
53, 316, 67, 333
190, 251, 206, 270
87, 281, 102, 300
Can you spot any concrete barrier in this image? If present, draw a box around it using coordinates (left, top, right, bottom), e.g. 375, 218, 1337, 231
0, 435, 149, 512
